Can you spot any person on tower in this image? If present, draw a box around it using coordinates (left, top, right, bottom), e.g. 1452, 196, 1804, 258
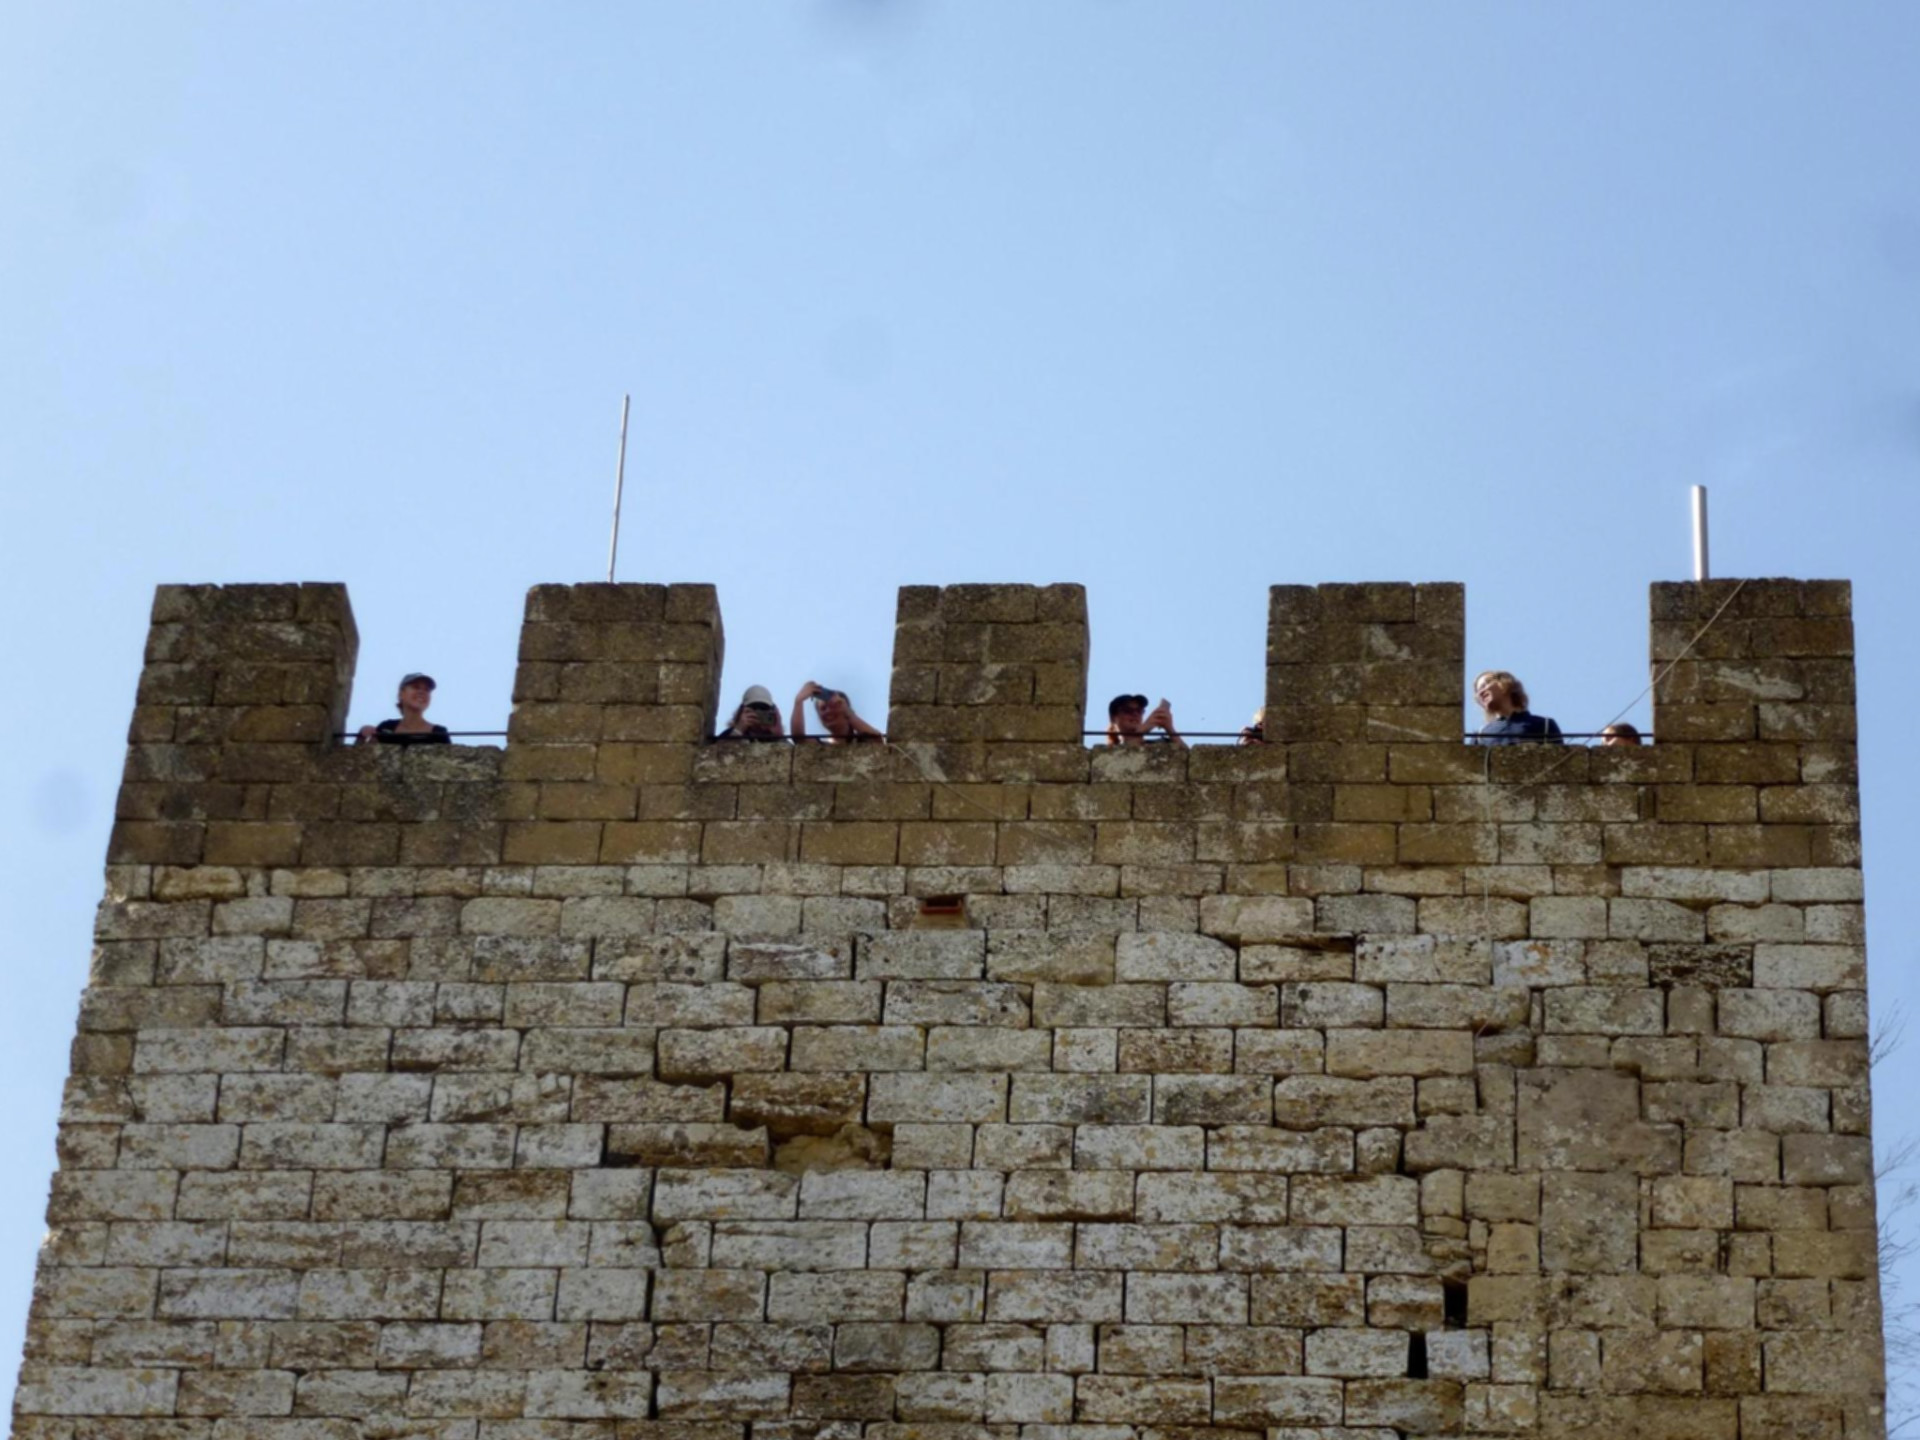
356, 673, 452, 746
791, 681, 884, 743
1471, 670, 1563, 746
1106, 693, 1186, 748
716, 685, 788, 741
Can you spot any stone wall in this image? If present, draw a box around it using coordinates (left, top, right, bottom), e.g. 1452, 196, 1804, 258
13, 577, 1883, 1440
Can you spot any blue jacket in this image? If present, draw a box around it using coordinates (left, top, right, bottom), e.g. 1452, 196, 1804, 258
1477, 711, 1564, 745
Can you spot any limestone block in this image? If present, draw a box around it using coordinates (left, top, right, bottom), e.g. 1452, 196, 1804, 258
766, 1272, 905, 1323
1076, 1222, 1217, 1272
1718, 989, 1820, 1040
1233, 1029, 1327, 1076
1115, 931, 1237, 981
789, 1025, 925, 1072
730, 1073, 866, 1137
14, 1366, 181, 1417
1209, 1374, 1345, 1426
986, 1271, 1123, 1324
1542, 1172, 1639, 1274
653, 1171, 797, 1222
1167, 982, 1279, 1027
985, 1370, 1074, 1422
1074, 1373, 1211, 1423
896, 1371, 985, 1420
1124, 1273, 1249, 1324
1273, 1076, 1415, 1130
869, 1220, 958, 1269
1119, 1027, 1234, 1073
1009, 1075, 1149, 1125
870, 1073, 1007, 1125
858, 931, 988, 980
797, 1170, 925, 1220
1003, 1171, 1135, 1221
1304, 1326, 1408, 1377
653, 1370, 781, 1419
1518, 1068, 1680, 1174
1217, 1225, 1342, 1274
657, 1027, 789, 1080
1326, 1029, 1473, 1078
1208, 1125, 1353, 1175
1153, 1076, 1273, 1126
1072, 1124, 1204, 1172
886, 981, 1029, 1028
974, 1122, 1072, 1170
1752, 943, 1865, 992
1780, 1134, 1872, 1187
1136, 1173, 1289, 1225
1658, 1275, 1755, 1331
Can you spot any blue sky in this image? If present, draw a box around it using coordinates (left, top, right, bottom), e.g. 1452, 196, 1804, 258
5, 0, 1920, 1405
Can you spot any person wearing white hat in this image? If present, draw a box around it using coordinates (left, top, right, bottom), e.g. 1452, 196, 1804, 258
716, 684, 788, 742
356, 673, 452, 746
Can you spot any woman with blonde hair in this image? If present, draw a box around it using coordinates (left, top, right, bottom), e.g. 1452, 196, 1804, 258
1472, 670, 1563, 746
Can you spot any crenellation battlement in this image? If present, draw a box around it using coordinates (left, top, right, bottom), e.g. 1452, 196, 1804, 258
20, 574, 1882, 1439
121, 573, 1857, 757
104, 576, 1862, 884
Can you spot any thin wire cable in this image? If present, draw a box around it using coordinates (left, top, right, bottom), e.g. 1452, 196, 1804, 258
1600, 577, 1750, 735
1468, 578, 1752, 958
1477, 577, 1750, 791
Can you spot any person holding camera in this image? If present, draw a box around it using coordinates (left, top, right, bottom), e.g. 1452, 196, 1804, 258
791, 681, 884, 744
716, 685, 787, 741
1106, 693, 1186, 748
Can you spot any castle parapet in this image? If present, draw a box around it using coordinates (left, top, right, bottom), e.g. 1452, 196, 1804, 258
112, 583, 357, 868
1651, 578, 1855, 745
887, 583, 1088, 743
1265, 582, 1464, 743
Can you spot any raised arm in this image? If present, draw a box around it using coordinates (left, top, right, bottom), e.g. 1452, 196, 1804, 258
791, 682, 817, 742
1148, 699, 1187, 750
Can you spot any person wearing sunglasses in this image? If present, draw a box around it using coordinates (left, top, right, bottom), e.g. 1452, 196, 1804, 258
791, 680, 883, 744
716, 685, 788, 742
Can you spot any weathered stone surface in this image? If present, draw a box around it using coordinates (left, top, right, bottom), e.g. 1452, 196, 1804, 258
12, 577, 1886, 1437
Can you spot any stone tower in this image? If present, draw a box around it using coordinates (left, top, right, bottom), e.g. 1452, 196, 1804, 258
12, 577, 1883, 1439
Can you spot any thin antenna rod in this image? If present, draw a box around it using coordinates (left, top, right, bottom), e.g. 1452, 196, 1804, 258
1692, 484, 1710, 581
607, 394, 632, 583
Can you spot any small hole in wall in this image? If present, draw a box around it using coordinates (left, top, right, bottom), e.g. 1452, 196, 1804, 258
1406, 1329, 1428, 1378
1443, 1278, 1470, 1328
916, 896, 966, 928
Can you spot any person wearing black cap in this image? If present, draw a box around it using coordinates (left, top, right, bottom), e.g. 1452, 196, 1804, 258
1107, 693, 1185, 748
356, 673, 452, 746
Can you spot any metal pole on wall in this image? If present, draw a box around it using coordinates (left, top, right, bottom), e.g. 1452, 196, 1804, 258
1692, 485, 1710, 581
607, 395, 632, 583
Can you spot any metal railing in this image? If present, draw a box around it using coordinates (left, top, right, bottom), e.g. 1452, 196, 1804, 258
333, 729, 1653, 744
